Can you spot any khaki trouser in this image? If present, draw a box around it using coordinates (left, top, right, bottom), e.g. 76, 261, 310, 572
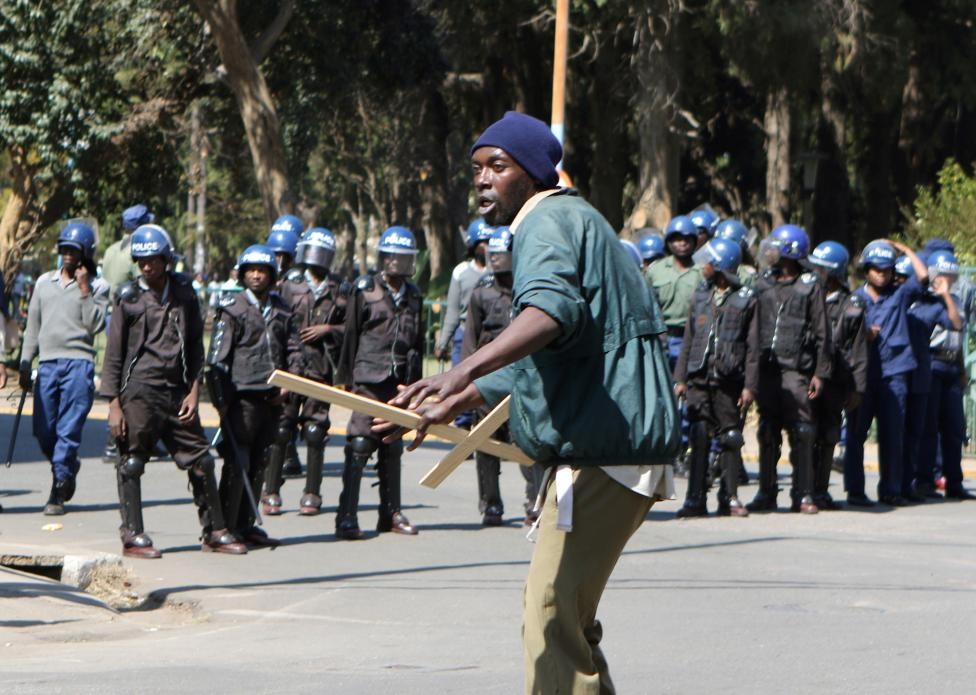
523, 467, 654, 694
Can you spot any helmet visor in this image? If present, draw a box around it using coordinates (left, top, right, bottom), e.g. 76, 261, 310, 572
298, 245, 334, 271
380, 251, 416, 277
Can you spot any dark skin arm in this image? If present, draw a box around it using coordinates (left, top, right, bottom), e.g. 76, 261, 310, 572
377, 306, 561, 448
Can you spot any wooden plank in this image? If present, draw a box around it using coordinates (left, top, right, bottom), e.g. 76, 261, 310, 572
419, 397, 511, 489
267, 370, 533, 466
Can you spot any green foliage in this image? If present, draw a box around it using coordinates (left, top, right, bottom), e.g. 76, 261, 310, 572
911, 160, 976, 264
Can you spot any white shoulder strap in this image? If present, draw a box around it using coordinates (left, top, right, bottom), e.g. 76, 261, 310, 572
510, 189, 561, 234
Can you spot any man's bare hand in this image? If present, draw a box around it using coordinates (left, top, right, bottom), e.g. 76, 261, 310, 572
738, 388, 754, 410
108, 399, 127, 440
808, 375, 823, 400
389, 367, 472, 412
300, 324, 332, 344
674, 383, 686, 400
177, 390, 199, 423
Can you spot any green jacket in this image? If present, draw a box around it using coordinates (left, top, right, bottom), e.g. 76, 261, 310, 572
474, 191, 680, 467
102, 235, 139, 300
645, 255, 702, 329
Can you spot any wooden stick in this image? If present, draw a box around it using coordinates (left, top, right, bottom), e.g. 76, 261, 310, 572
267, 370, 533, 466
419, 397, 512, 489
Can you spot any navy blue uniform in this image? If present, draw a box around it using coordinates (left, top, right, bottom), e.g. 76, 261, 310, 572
903, 295, 942, 495
843, 275, 925, 501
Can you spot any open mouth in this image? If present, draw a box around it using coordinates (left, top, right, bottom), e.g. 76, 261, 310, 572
478, 196, 496, 216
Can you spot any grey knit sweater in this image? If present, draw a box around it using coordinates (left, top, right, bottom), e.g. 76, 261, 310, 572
21, 270, 109, 365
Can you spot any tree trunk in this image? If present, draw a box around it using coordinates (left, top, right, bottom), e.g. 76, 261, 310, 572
813, 67, 852, 249
1, 145, 38, 288
193, 0, 294, 222
627, 11, 679, 233
418, 90, 454, 285
764, 86, 792, 229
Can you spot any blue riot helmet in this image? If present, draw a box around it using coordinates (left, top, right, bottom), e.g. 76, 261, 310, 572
770, 224, 810, 260
808, 241, 850, 280
636, 230, 665, 263
619, 240, 643, 269
466, 217, 493, 249
130, 224, 176, 263
713, 219, 748, 249
692, 237, 742, 273
893, 255, 912, 277
58, 220, 97, 260
487, 226, 513, 274
296, 227, 336, 271
378, 226, 419, 277
858, 240, 897, 270
267, 215, 302, 257
237, 244, 278, 284
689, 208, 719, 237
664, 215, 697, 242
927, 249, 960, 279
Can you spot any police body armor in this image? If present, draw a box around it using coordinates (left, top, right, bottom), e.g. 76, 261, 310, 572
756, 270, 819, 373
208, 290, 294, 393
472, 275, 512, 349
826, 288, 865, 389
112, 272, 200, 393
277, 268, 310, 312
684, 282, 755, 382
350, 274, 423, 385
302, 274, 348, 380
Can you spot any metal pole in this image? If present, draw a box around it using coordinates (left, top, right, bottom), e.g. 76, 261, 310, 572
550, 0, 570, 166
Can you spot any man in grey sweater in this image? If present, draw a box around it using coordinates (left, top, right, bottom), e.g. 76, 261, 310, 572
20, 221, 109, 515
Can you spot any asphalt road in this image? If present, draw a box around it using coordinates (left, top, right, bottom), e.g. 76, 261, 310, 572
1, 409, 975, 694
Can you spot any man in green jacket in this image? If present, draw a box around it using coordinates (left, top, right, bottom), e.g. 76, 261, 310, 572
385, 111, 680, 694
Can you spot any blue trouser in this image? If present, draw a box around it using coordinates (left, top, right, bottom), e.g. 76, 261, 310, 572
920, 369, 965, 491
903, 391, 929, 495
667, 333, 689, 449
452, 325, 473, 428
843, 372, 908, 498
32, 359, 95, 482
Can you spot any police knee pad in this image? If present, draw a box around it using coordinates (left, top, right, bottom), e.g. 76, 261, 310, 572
190, 455, 216, 478
347, 436, 377, 457
120, 455, 146, 478
791, 422, 816, 444
303, 422, 329, 447
717, 428, 744, 451
274, 422, 293, 446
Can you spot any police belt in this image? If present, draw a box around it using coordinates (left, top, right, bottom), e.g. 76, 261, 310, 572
666, 325, 685, 338
932, 348, 961, 364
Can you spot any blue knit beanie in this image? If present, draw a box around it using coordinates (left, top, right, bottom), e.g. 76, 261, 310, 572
471, 111, 562, 188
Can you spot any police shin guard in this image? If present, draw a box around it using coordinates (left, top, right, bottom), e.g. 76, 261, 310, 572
813, 440, 841, 510
376, 442, 417, 535
190, 457, 247, 554
476, 451, 504, 525
300, 423, 328, 515
337, 438, 373, 540
117, 455, 160, 559
716, 429, 748, 517
747, 420, 781, 512
676, 422, 709, 518
788, 423, 818, 514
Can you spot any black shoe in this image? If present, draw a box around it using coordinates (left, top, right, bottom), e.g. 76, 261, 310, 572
482, 505, 504, 526
846, 493, 875, 507
913, 482, 943, 500
813, 493, 841, 511
746, 491, 778, 513
945, 487, 976, 501
675, 501, 708, 519
879, 494, 907, 507
901, 491, 925, 504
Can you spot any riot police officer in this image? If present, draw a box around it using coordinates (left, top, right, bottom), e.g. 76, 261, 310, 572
436, 218, 492, 364
689, 207, 719, 250
336, 226, 426, 540
206, 244, 302, 547
101, 225, 245, 557
714, 219, 758, 287
747, 224, 831, 514
843, 239, 927, 506
262, 228, 348, 516
673, 237, 758, 518
460, 227, 544, 526
267, 213, 308, 477
917, 250, 972, 500
807, 241, 868, 510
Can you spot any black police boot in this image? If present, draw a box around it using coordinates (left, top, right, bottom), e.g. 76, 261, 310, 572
300, 440, 325, 516
117, 458, 161, 558
788, 424, 819, 514
812, 441, 840, 510
376, 443, 418, 535
747, 421, 781, 512
676, 423, 709, 518
476, 451, 504, 526
188, 455, 246, 554
262, 442, 286, 516
336, 445, 367, 540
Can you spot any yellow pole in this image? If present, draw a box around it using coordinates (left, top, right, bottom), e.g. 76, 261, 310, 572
550, 0, 569, 166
